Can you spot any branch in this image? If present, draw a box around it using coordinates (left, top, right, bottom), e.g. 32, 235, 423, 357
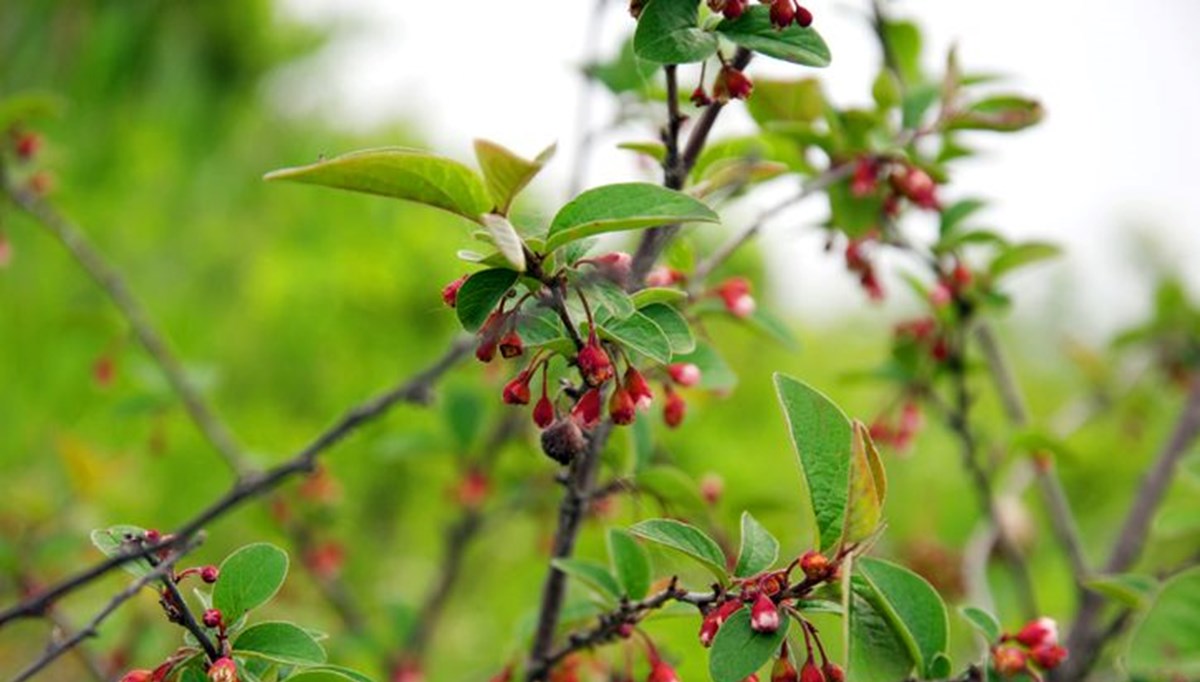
10, 536, 204, 682
0, 338, 471, 630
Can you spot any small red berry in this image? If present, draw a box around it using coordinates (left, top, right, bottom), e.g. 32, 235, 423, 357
208, 657, 238, 682
200, 566, 219, 584
769, 0, 795, 29
202, 608, 222, 628
498, 330, 524, 359
794, 5, 813, 27
441, 274, 468, 308
120, 671, 154, 682
571, 387, 603, 429
663, 387, 686, 428
691, 86, 712, 107
667, 362, 702, 387
952, 262, 973, 289
799, 661, 824, 682
749, 592, 780, 633
820, 664, 843, 682
533, 394, 555, 429
800, 550, 831, 581
502, 372, 532, 405
608, 385, 637, 426
577, 333, 614, 387
624, 367, 654, 410
771, 656, 799, 682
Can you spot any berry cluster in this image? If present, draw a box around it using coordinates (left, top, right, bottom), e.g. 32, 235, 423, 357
851, 156, 941, 214
767, 0, 814, 30
843, 233, 885, 301
992, 617, 1069, 679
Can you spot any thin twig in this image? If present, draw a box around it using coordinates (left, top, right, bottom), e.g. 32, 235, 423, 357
10, 536, 204, 682
0, 339, 472, 630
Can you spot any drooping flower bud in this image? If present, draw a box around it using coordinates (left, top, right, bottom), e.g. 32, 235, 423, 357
208, 658, 239, 682
476, 310, 506, 363
698, 599, 743, 647
714, 66, 753, 102
441, 274, 469, 308
533, 394, 555, 429
577, 333, 615, 387
769, 0, 796, 28
457, 468, 490, 509
800, 550, 831, 581
1029, 643, 1068, 670
202, 608, 223, 628
991, 646, 1027, 677
1015, 617, 1058, 648
929, 282, 952, 307
624, 367, 654, 410
749, 592, 780, 633
820, 664, 843, 682
771, 655, 799, 682
571, 387, 603, 429
645, 266, 684, 288
691, 86, 713, 107
647, 659, 680, 682
799, 660, 824, 682
592, 251, 632, 285
663, 387, 686, 428
721, 0, 747, 19
952, 261, 973, 289
892, 165, 939, 210
850, 158, 878, 197
200, 565, 220, 584
541, 418, 586, 465
860, 268, 884, 301
609, 385, 637, 426
795, 5, 813, 27
717, 277, 756, 317
502, 372, 532, 405
667, 363, 702, 387
499, 330, 524, 359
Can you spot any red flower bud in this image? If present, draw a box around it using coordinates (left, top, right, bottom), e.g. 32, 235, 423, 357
771, 656, 799, 682
717, 277, 756, 317
952, 262, 973, 289
208, 657, 238, 682
850, 158, 878, 197
770, 0, 795, 29
476, 310, 506, 363
992, 645, 1027, 677
202, 608, 222, 628
699, 599, 743, 647
609, 385, 637, 426
541, 418, 586, 465
502, 372, 532, 405
645, 266, 684, 288
795, 5, 813, 28
499, 330, 524, 359
714, 66, 753, 102
722, 0, 746, 19
577, 334, 614, 387
820, 664, 843, 682
860, 269, 885, 301
593, 251, 632, 284
800, 550, 830, 581
457, 468, 490, 509
476, 338, 499, 363
533, 394, 555, 429
799, 661, 824, 682
663, 387, 686, 428
120, 671, 154, 682
1030, 643, 1068, 670
691, 86, 713, 107
892, 166, 939, 210
624, 367, 654, 410
0, 232, 11, 269
668, 363, 702, 387
441, 274, 468, 308
304, 541, 345, 580
144, 529, 162, 544
571, 387, 603, 429
743, 675, 759, 682
647, 659, 680, 682
1015, 617, 1058, 648
200, 565, 219, 584
489, 665, 514, 682
750, 592, 780, 633
930, 336, 950, 363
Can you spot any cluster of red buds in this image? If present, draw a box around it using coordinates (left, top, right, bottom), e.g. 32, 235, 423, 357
843, 234, 884, 301
850, 156, 940, 215
767, 0, 814, 29
708, 0, 749, 19
868, 399, 923, 451
930, 260, 974, 309
713, 65, 754, 102
771, 642, 844, 682
714, 276, 757, 317
992, 617, 1068, 678
894, 316, 951, 364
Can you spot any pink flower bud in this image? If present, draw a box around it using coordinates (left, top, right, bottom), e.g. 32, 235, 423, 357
577, 334, 615, 387
502, 372, 532, 405
663, 387, 686, 428
624, 367, 654, 410
647, 659, 680, 682
202, 608, 222, 628
200, 565, 220, 584
929, 282, 952, 307
668, 363, 702, 387
593, 252, 632, 284
1030, 643, 1068, 670
441, 274, 468, 308
850, 158, 878, 197
533, 395, 555, 429
750, 592, 780, 633
1015, 617, 1058, 647
120, 671, 154, 682
700, 473, 724, 506
645, 266, 684, 288
571, 388, 603, 429
208, 658, 238, 682
699, 599, 743, 647
609, 385, 637, 425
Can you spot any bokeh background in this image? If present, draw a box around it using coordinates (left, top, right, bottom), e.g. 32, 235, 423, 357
2, 1, 1199, 681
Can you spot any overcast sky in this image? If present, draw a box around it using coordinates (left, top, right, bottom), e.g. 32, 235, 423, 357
270, 0, 1200, 341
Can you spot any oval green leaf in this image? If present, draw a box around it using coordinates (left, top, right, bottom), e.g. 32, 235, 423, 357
608, 529, 652, 600
854, 557, 950, 680
1126, 567, 1200, 679
551, 558, 622, 602
474, 139, 554, 215
638, 303, 695, 356
634, 0, 718, 64
734, 512, 779, 578
597, 311, 673, 365
958, 605, 1001, 643
264, 148, 492, 222
709, 607, 789, 682
212, 543, 289, 625
90, 525, 154, 578
715, 7, 831, 67
455, 268, 519, 332
545, 182, 719, 252
629, 518, 728, 583
233, 621, 327, 666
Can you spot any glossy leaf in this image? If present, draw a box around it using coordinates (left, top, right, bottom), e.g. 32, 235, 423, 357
774, 375, 853, 551
551, 558, 622, 601
90, 525, 154, 578
715, 7, 831, 67
854, 557, 950, 679
958, 605, 1001, 643
939, 198, 987, 236
633, 0, 718, 64
1127, 567, 1200, 679
212, 543, 289, 625
233, 621, 327, 666
608, 529, 652, 599
545, 183, 719, 252
455, 268, 519, 332
629, 518, 728, 583
264, 148, 492, 222
473, 139, 554, 215
639, 303, 695, 356
597, 312, 673, 364
708, 607, 790, 682
734, 512, 779, 578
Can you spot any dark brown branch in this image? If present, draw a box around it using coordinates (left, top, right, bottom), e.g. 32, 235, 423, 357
10, 537, 203, 682
154, 558, 220, 662
0, 338, 472, 631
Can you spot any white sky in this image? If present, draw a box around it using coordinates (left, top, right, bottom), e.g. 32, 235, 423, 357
269, 0, 1200, 340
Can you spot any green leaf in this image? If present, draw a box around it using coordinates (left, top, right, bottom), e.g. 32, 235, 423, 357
545, 183, 719, 252
854, 558, 950, 679
746, 78, 824, 126
939, 198, 987, 236
90, 525, 154, 578
715, 7, 831, 67
233, 621, 327, 666
618, 141, 668, 163
945, 96, 1044, 133
734, 512, 779, 578
773, 375, 853, 552
708, 607, 789, 682
264, 148, 492, 222
958, 605, 1001, 643
928, 653, 953, 679
639, 303, 695, 356
841, 421, 886, 546
480, 214, 527, 271
597, 312, 673, 365
1084, 573, 1159, 609
1127, 567, 1200, 679
515, 304, 566, 347
849, 587, 916, 682
283, 671, 367, 682
632, 287, 688, 308
629, 518, 728, 583
586, 278, 637, 321
608, 529, 652, 599
882, 20, 923, 85
990, 242, 1061, 279
212, 543, 289, 625
633, 0, 718, 64
455, 268, 519, 332
551, 558, 622, 601
473, 140, 554, 215
674, 342, 737, 392
0, 91, 66, 130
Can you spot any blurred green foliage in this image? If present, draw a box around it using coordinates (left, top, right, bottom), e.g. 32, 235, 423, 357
2, 2, 1199, 681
